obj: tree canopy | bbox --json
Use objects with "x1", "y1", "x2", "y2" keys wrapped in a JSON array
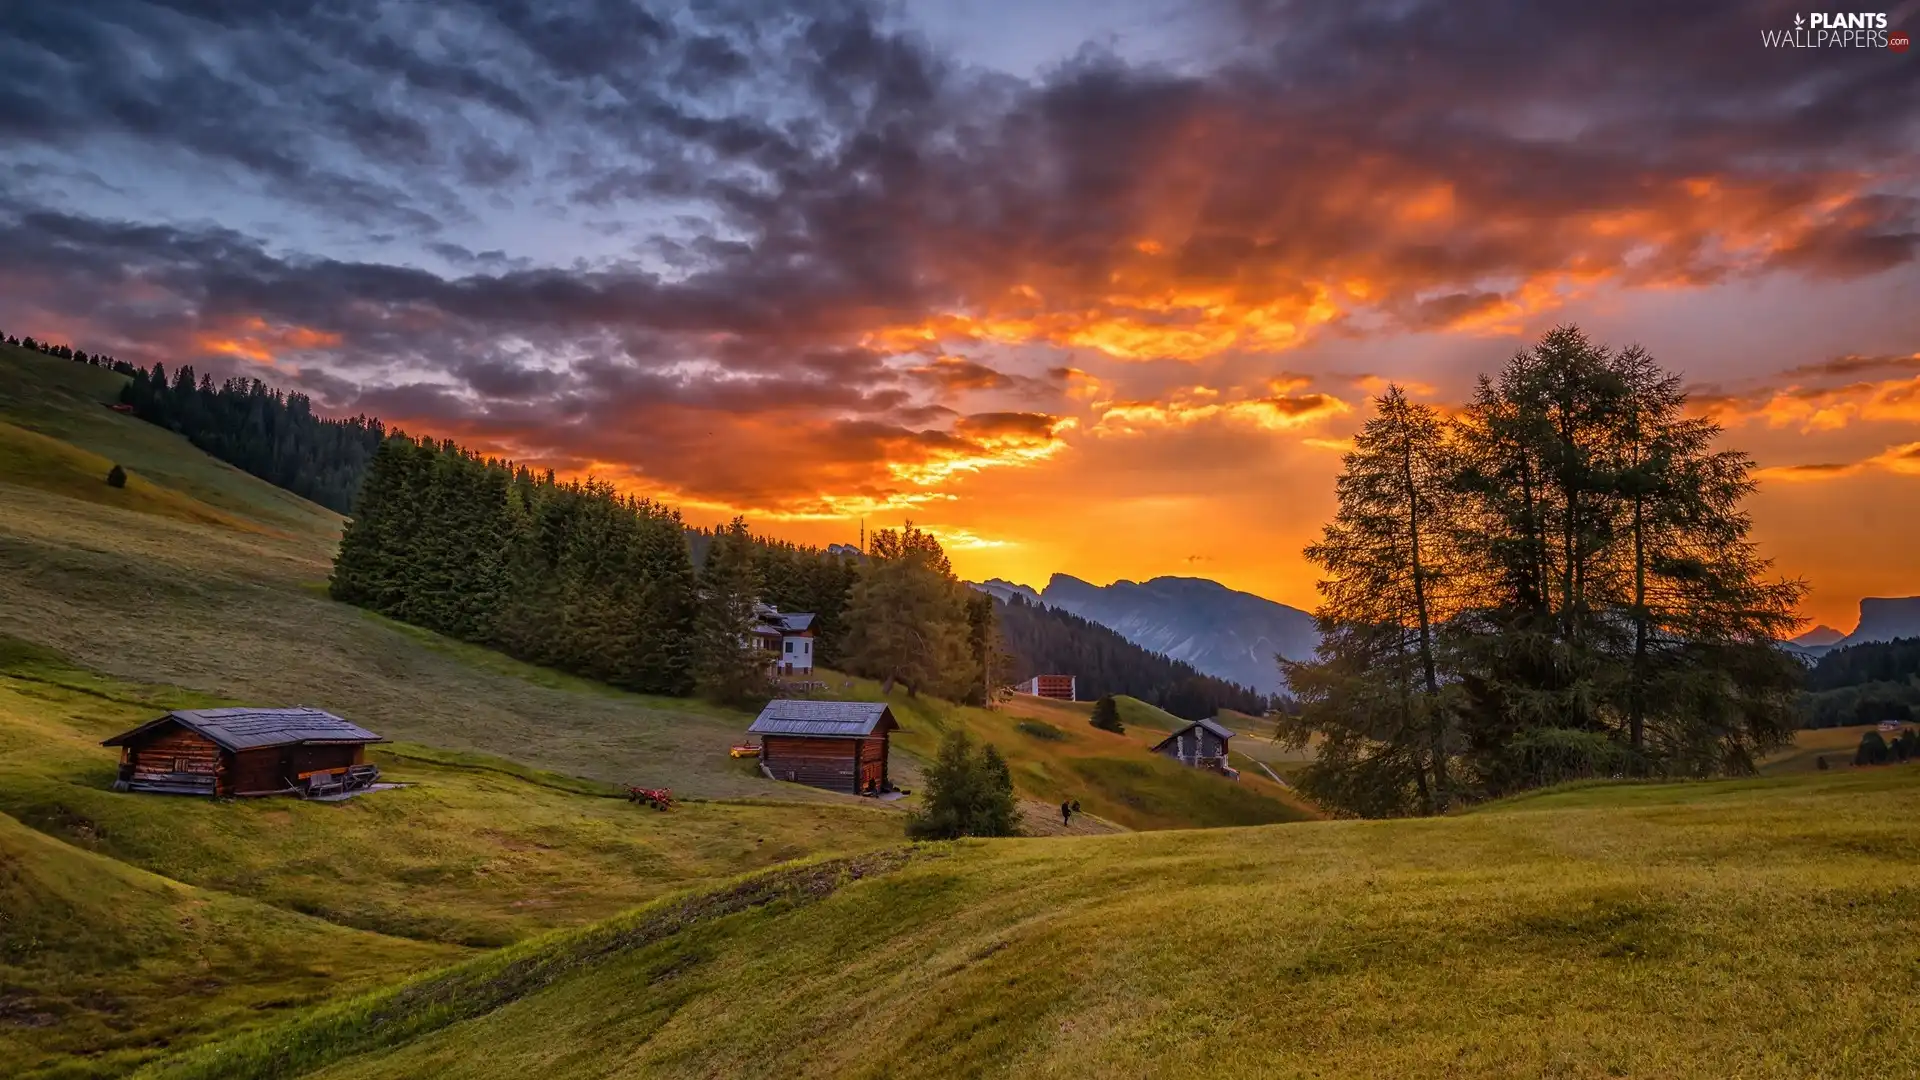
[{"x1": 1281, "y1": 327, "x2": 1804, "y2": 816}]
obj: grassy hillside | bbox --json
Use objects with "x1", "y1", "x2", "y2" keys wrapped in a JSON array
[
  {"x1": 777, "y1": 681, "x2": 1318, "y2": 831},
  {"x1": 0, "y1": 344, "x2": 341, "y2": 534},
  {"x1": 143, "y1": 767, "x2": 1920, "y2": 1080},
  {"x1": 0, "y1": 636, "x2": 903, "y2": 1076},
  {"x1": 0, "y1": 806, "x2": 457, "y2": 1079},
  {"x1": 0, "y1": 345, "x2": 808, "y2": 797}
]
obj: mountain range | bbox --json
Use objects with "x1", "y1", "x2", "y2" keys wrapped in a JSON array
[
  {"x1": 1782, "y1": 596, "x2": 1920, "y2": 658},
  {"x1": 978, "y1": 573, "x2": 1920, "y2": 685},
  {"x1": 974, "y1": 574, "x2": 1319, "y2": 695}
]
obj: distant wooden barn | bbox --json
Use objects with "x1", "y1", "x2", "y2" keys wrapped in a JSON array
[
  {"x1": 749, "y1": 700, "x2": 899, "y2": 795},
  {"x1": 103, "y1": 707, "x2": 382, "y2": 797},
  {"x1": 1011, "y1": 674, "x2": 1077, "y2": 701},
  {"x1": 1153, "y1": 716, "x2": 1237, "y2": 776}
]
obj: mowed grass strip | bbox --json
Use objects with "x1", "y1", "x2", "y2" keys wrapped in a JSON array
[{"x1": 139, "y1": 766, "x2": 1920, "y2": 1080}]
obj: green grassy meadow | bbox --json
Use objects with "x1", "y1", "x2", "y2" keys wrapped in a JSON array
[{"x1": 143, "y1": 766, "x2": 1920, "y2": 1080}]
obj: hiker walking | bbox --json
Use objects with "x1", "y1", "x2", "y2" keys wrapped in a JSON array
[{"x1": 1060, "y1": 799, "x2": 1073, "y2": 827}]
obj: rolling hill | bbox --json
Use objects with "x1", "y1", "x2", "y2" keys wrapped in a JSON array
[{"x1": 141, "y1": 767, "x2": 1920, "y2": 1080}]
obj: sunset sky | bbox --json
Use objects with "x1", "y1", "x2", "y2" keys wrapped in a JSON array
[{"x1": 2, "y1": 0, "x2": 1916, "y2": 630}]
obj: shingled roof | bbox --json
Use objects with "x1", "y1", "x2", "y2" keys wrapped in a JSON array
[
  {"x1": 103, "y1": 707, "x2": 382, "y2": 752},
  {"x1": 1151, "y1": 715, "x2": 1236, "y2": 752},
  {"x1": 747, "y1": 699, "x2": 898, "y2": 737}
]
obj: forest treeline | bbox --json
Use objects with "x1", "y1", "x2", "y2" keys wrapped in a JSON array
[
  {"x1": 995, "y1": 595, "x2": 1272, "y2": 717},
  {"x1": 1800, "y1": 637, "x2": 1920, "y2": 728},
  {"x1": 1283, "y1": 327, "x2": 1805, "y2": 817},
  {"x1": 319, "y1": 433, "x2": 1258, "y2": 713},
  {"x1": 5, "y1": 330, "x2": 384, "y2": 514},
  {"x1": 118, "y1": 363, "x2": 386, "y2": 514}
]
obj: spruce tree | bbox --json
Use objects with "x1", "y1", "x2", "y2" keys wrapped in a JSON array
[
  {"x1": 842, "y1": 524, "x2": 973, "y2": 697},
  {"x1": 693, "y1": 518, "x2": 769, "y2": 705},
  {"x1": 906, "y1": 731, "x2": 1019, "y2": 838},
  {"x1": 1090, "y1": 694, "x2": 1125, "y2": 733},
  {"x1": 105, "y1": 464, "x2": 127, "y2": 488}
]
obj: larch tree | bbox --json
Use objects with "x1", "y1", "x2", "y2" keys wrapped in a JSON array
[
  {"x1": 1280, "y1": 385, "x2": 1458, "y2": 814},
  {"x1": 1604, "y1": 344, "x2": 1803, "y2": 771},
  {"x1": 1286, "y1": 328, "x2": 1806, "y2": 815}
]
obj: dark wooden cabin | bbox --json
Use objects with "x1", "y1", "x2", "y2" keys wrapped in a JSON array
[
  {"x1": 102, "y1": 706, "x2": 382, "y2": 797},
  {"x1": 749, "y1": 700, "x2": 900, "y2": 795},
  {"x1": 1152, "y1": 716, "x2": 1237, "y2": 775}
]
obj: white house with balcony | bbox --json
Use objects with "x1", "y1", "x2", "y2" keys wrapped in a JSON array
[{"x1": 750, "y1": 603, "x2": 816, "y2": 676}]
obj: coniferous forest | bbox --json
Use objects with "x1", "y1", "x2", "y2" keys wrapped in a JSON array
[
  {"x1": 6, "y1": 332, "x2": 385, "y2": 514},
  {"x1": 994, "y1": 594, "x2": 1273, "y2": 718},
  {"x1": 1800, "y1": 637, "x2": 1920, "y2": 728},
  {"x1": 329, "y1": 436, "x2": 702, "y2": 694},
  {"x1": 118, "y1": 363, "x2": 386, "y2": 514}
]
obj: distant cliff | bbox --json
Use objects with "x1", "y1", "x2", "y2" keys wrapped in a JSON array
[{"x1": 1839, "y1": 597, "x2": 1920, "y2": 647}]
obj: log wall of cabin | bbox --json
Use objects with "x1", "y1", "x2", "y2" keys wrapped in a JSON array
[
  {"x1": 762, "y1": 735, "x2": 859, "y2": 793},
  {"x1": 285, "y1": 743, "x2": 365, "y2": 778},
  {"x1": 124, "y1": 727, "x2": 223, "y2": 789},
  {"x1": 227, "y1": 747, "x2": 290, "y2": 796},
  {"x1": 855, "y1": 733, "x2": 889, "y2": 790}
]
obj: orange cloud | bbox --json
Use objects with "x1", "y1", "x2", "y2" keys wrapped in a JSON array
[
  {"x1": 1701, "y1": 372, "x2": 1920, "y2": 432},
  {"x1": 1755, "y1": 441, "x2": 1920, "y2": 483},
  {"x1": 1091, "y1": 384, "x2": 1351, "y2": 435},
  {"x1": 195, "y1": 316, "x2": 341, "y2": 364}
]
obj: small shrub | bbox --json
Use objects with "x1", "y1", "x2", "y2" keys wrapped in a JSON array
[
  {"x1": 1855, "y1": 730, "x2": 1890, "y2": 767},
  {"x1": 1816, "y1": 755, "x2": 1829, "y2": 771},
  {"x1": 1090, "y1": 694, "x2": 1125, "y2": 734},
  {"x1": 106, "y1": 464, "x2": 127, "y2": 488},
  {"x1": 906, "y1": 730, "x2": 1018, "y2": 839},
  {"x1": 1015, "y1": 719, "x2": 1067, "y2": 741}
]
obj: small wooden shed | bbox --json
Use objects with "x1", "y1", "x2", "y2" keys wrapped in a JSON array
[
  {"x1": 1152, "y1": 716, "x2": 1236, "y2": 775},
  {"x1": 749, "y1": 700, "x2": 900, "y2": 795},
  {"x1": 103, "y1": 706, "x2": 382, "y2": 797}
]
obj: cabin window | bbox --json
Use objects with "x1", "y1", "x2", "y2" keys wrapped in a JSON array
[
  {"x1": 173, "y1": 756, "x2": 189, "y2": 773},
  {"x1": 784, "y1": 640, "x2": 793, "y2": 654}
]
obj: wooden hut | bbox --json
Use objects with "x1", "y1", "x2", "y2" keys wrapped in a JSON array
[
  {"x1": 748, "y1": 700, "x2": 899, "y2": 795},
  {"x1": 102, "y1": 707, "x2": 382, "y2": 797},
  {"x1": 1152, "y1": 716, "x2": 1237, "y2": 775}
]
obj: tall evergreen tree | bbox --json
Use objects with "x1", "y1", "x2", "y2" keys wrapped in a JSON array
[
  {"x1": 842, "y1": 523, "x2": 973, "y2": 697},
  {"x1": 694, "y1": 518, "x2": 770, "y2": 705},
  {"x1": 1281, "y1": 385, "x2": 1457, "y2": 813},
  {"x1": 963, "y1": 591, "x2": 1016, "y2": 707}
]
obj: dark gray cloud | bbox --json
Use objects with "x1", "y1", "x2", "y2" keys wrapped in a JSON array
[{"x1": 1, "y1": 0, "x2": 1916, "y2": 508}]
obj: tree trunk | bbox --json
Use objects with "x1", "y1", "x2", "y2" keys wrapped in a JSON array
[
  {"x1": 1402, "y1": 432, "x2": 1448, "y2": 812},
  {"x1": 1630, "y1": 491, "x2": 1647, "y2": 753}
]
